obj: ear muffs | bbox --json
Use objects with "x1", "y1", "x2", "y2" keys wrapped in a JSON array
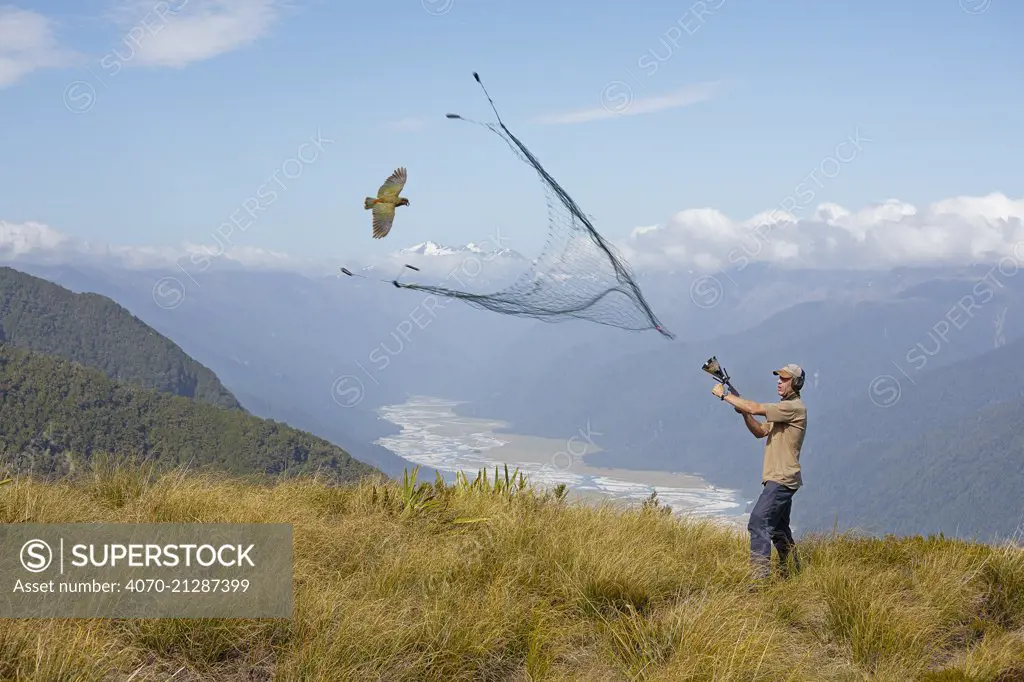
[{"x1": 792, "y1": 369, "x2": 805, "y2": 391}]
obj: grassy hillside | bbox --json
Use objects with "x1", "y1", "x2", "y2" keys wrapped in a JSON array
[
  {"x1": 0, "y1": 266, "x2": 242, "y2": 410},
  {"x1": 2, "y1": 462, "x2": 1022, "y2": 681},
  {"x1": 0, "y1": 343, "x2": 378, "y2": 483}
]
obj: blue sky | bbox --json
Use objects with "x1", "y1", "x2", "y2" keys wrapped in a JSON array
[{"x1": 1, "y1": 0, "x2": 1021, "y2": 266}]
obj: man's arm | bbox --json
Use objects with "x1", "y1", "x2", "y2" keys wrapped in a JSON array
[
  {"x1": 741, "y1": 412, "x2": 770, "y2": 439},
  {"x1": 735, "y1": 396, "x2": 802, "y2": 440},
  {"x1": 716, "y1": 387, "x2": 770, "y2": 438},
  {"x1": 722, "y1": 393, "x2": 767, "y2": 416}
]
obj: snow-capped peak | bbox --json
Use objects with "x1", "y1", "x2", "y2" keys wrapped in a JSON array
[
  {"x1": 400, "y1": 241, "x2": 461, "y2": 256},
  {"x1": 397, "y1": 240, "x2": 525, "y2": 260}
]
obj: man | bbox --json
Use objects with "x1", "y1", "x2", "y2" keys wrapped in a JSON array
[{"x1": 711, "y1": 363, "x2": 807, "y2": 581}]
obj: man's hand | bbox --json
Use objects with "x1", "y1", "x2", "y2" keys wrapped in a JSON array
[{"x1": 712, "y1": 383, "x2": 743, "y2": 411}]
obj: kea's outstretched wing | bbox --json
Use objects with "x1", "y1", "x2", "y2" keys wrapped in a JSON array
[
  {"x1": 376, "y1": 167, "x2": 407, "y2": 201},
  {"x1": 372, "y1": 202, "x2": 396, "y2": 239}
]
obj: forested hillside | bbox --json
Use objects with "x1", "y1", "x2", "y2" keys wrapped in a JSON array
[
  {"x1": 0, "y1": 342, "x2": 378, "y2": 482},
  {"x1": 794, "y1": 334, "x2": 1024, "y2": 541},
  {"x1": 0, "y1": 267, "x2": 242, "y2": 410},
  {"x1": 797, "y1": 395, "x2": 1024, "y2": 541}
]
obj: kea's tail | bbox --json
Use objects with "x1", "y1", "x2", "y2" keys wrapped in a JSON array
[{"x1": 364, "y1": 197, "x2": 377, "y2": 209}]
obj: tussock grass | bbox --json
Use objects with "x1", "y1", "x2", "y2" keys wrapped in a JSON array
[{"x1": 2, "y1": 460, "x2": 1023, "y2": 681}]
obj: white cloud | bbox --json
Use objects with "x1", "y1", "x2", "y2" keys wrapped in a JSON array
[
  {"x1": 614, "y1": 192, "x2": 1024, "y2": 272},
  {"x1": 7, "y1": 192, "x2": 1024, "y2": 279},
  {"x1": 0, "y1": 6, "x2": 75, "y2": 88},
  {"x1": 534, "y1": 81, "x2": 722, "y2": 125},
  {"x1": 103, "y1": 0, "x2": 286, "y2": 68},
  {"x1": 0, "y1": 219, "x2": 331, "y2": 274},
  {"x1": 0, "y1": 220, "x2": 76, "y2": 256},
  {"x1": 0, "y1": 219, "x2": 532, "y2": 290}
]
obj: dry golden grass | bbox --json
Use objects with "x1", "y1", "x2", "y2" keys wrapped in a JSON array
[{"x1": 1, "y1": 461, "x2": 1022, "y2": 681}]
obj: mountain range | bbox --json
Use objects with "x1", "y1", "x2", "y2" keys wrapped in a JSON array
[
  {"x1": 0, "y1": 267, "x2": 378, "y2": 484},
  {"x1": 396, "y1": 240, "x2": 527, "y2": 260},
  {"x1": 3, "y1": 239, "x2": 1023, "y2": 542}
]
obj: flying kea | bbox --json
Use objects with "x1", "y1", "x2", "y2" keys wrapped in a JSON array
[{"x1": 364, "y1": 166, "x2": 409, "y2": 239}]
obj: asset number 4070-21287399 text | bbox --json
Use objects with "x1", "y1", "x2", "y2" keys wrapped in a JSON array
[{"x1": 124, "y1": 578, "x2": 250, "y2": 593}]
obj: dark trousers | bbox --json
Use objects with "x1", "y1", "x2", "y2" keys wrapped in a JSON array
[{"x1": 747, "y1": 481, "x2": 800, "y2": 578}]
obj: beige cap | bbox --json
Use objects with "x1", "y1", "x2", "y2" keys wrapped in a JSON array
[{"x1": 773, "y1": 364, "x2": 803, "y2": 380}]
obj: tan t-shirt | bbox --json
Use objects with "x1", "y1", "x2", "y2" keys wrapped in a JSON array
[{"x1": 762, "y1": 396, "x2": 807, "y2": 489}]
